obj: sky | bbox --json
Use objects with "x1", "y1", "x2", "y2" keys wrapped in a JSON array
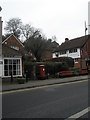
[{"x1": 0, "y1": 0, "x2": 89, "y2": 44}]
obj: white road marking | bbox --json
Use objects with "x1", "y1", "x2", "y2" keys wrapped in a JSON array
[
  {"x1": 0, "y1": 79, "x2": 88, "y2": 95},
  {"x1": 66, "y1": 107, "x2": 90, "y2": 120}
]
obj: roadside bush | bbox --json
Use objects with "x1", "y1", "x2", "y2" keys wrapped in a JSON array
[
  {"x1": 24, "y1": 61, "x2": 36, "y2": 79},
  {"x1": 24, "y1": 60, "x2": 73, "y2": 79},
  {"x1": 52, "y1": 57, "x2": 74, "y2": 68}
]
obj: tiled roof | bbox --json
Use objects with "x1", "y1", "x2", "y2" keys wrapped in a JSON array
[
  {"x1": 55, "y1": 35, "x2": 89, "y2": 52},
  {"x1": 2, "y1": 45, "x2": 22, "y2": 57},
  {"x1": 46, "y1": 41, "x2": 59, "y2": 51}
]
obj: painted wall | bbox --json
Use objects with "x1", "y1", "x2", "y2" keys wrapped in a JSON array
[{"x1": 52, "y1": 48, "x2": 80, "y2": 59}]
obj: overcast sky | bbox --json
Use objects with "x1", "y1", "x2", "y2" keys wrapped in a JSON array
[{"x1": 0, "y1": 0, "x2": 89, "y2": 44}]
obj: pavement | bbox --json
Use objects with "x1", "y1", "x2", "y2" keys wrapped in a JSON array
[{"x1": 1, "y1": 75, "x2": 89, "y2": 92}]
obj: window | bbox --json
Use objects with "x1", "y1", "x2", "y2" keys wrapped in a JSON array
[
  {"x1": 55, "y1": 52, "x2": 59, "y2": 57},
  {"x1": 74, "y1": 58, "x2": 78, "y2": 63},
  {"x1": 10, "y1": 46, "x2": 19, "y2": 51},
  {"x1": 60, "y1": 51, "x2": 66, "y2": 55},
  {"x1": 69, "y1": 48, "x2": 77, "y2": 53},
  {"x1": 4, "y1": 59, "x2": 21, "y2": 76}
]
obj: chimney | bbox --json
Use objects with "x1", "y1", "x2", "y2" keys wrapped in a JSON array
[{"x1": 65, "y1": 38, "x2": 69, "y2": 42}]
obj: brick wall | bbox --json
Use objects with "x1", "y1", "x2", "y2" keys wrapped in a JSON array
[
  {"x1": 3, "y1": 35, "x2": 24, "y2": 54},
  {"x1": 74, "y1": 58, "x2": 81, "y2": 68},
  {"x1": 74, "y1": 37, "x2": 90, "y2": 69},
  {"x1": 3, "y1": 35, "x2": 25, "y2": 76},
  {"x1": 87, "y1": 36, "x2": 90, "y2": 58}
]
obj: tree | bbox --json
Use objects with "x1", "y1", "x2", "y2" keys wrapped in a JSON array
[
  {"x1": 24, "y1": 31, "x2": 48, "y2": 61},
  {"x1": 21, "y1": 24, "x2": 34, "y2": 40},
  {"x1": 4, "y1": 18, "x2": 22, "y2": 39}
]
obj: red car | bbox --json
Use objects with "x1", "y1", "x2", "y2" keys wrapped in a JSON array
[{"x1": 59, "y1": 70, "x2": 72, "y2": 77}]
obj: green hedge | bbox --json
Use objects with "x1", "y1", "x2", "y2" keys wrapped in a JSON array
[
  {"x1": 24, "y1": 61, "x2": 71, "y2": 79},
  {"x1": 52, "y1": 57, "x2": 74, "y2": 68}
]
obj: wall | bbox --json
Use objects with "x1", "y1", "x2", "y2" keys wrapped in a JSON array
[
  {"x1": 52, "y1": 48, "x2": 88, "y2": 69},
  {"x1": 3, "y1": 35, "x2": 24, "y2": 54},
  {"x1": 87, "y1": 36, "x2": 90, "y2": 58},
  {"x1": 3, "y1": 35, "x2": 24, "y2": 76},
  {"x1": 52, "y1": 48, "x2": 80, "y2": 59}
]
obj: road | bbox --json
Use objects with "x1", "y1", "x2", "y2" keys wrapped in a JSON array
[{"x1": 2, "y1": 79, "x2": 88, "y2": 119}]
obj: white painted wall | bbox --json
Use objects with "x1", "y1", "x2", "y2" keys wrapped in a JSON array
[
  {"x1": 88, "y1": 1, "x2": 90, "y2": 34},
  {"x1": 52, "y1": 48, "x2": 80, "y2": 59},
  {"x1": 67, "y1": 48, "x2": 80, "y2": 58}
]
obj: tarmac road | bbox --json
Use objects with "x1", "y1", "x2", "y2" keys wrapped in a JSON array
[{"x1": 2, "y1": 79, "x2": 88, "y2": 119}]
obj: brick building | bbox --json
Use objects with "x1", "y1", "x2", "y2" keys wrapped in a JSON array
[
  {"x1": 2, "y1": 44, "x2": 22, "y2": 77},
  {"x1": 2, "y1": 34, "x2": 24, "y2": 77},
  {"x1": 41, "y1": 41, "x2": 59, "y2": 61},
  {"x1": 52, "y1": 35, "x2": 90, "y2": 69},
  {"x1": 2, "y1": 34, "x2": 24, "y2": 54}
]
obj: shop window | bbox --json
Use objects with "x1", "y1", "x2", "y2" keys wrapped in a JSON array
[{"x1": 4, "y1": 59, "x2": 21, "y2": 76}]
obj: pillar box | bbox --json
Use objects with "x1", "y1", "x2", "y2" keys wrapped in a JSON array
[{"x1": 40, "y1": 65, "x2": 45, "y2": 79}]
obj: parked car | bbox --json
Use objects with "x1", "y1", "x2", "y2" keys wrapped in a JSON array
[
  {"x1": 59, "y1": 70, "x2": 72, "y2": 77},
  {"x1": 79, "y1": 69, "x2": 88, "y2": 75}
]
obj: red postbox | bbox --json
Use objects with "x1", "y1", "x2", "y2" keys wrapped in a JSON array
[{"x1": 40, "y1": 65, "x2": 45, "y2": 79}]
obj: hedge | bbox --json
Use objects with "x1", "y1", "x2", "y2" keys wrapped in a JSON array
[{"x1": 24, "y1": 60, "x2": 72, "y2": 79}]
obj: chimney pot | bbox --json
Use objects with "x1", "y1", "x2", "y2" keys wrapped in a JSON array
[{"x1": 65, "y1": 38, "x2": 69, "y2": 42}]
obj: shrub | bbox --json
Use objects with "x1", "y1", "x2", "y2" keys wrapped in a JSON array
[
  {"x1": 52, "y1": 57, "x2": 74, "y2": 68},
  {"x1": 24, "y1": 59, "x2": 73, "y2": 79}
]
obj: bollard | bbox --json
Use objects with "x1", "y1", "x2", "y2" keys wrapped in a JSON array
[
  {"x1": 10, "y1": 72, "x2": 13, "y2": 83},
  {"x1": 26, "y1": 71, "x2": 28, "y2": 82}
]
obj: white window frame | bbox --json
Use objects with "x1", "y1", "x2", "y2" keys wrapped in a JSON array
[{"x1": 3, "y1": 57, "x2": 22, "y2": 77}]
